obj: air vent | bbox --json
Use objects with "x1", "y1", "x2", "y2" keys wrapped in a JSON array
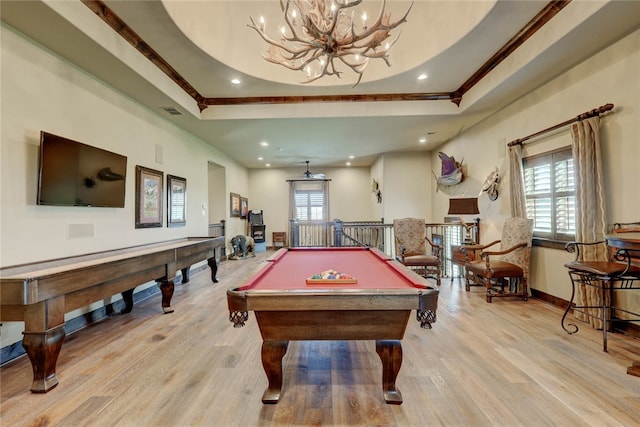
[{"x1": 161, "y1": 107, "x2": 183, "y2": 116}]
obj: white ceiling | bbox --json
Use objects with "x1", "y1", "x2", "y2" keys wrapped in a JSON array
[{"x1": 2, "y1": 0, "x2": 639, "y2": 170}]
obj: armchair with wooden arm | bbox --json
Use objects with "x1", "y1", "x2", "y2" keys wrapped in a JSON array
[
  {"x1": 464, "y1": 217, "x2": 533, "y2": 302},
  {"x1": 393, "y1": 218, "x2": 442, "y2": 287}
]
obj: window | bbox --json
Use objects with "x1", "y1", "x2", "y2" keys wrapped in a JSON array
[
  {"x1": 294, "y1": 189, "x2": 325, "y2": 220},
  {"x1": 289, "y1": 180, "x2": 330, "y2": 222},
  {"x1": 524, "y1": 147, "x2": 575, "y2": 241}
]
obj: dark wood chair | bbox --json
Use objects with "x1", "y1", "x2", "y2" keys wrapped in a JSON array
[
  {"x1": 393, "y1": 218, "x2": 442, "y2": 287},
  {"x1": 464, "y1": 217, "x2": 533, "y2": 302},
  {"x1": 611, "y1": 222, "x2": 640, "y2": 264},
  {"x1": 562, "y1": 221, "x2": 640, "y2": 352}
]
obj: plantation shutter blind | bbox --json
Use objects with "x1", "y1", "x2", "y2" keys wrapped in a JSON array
[{"x1": 524, "y1": 149, "x2": 575, "y2": 239}]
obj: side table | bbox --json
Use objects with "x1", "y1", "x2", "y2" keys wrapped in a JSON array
[
  {"x1": 272, "y1": 232, "x2": 287, "y2": 248},
  {"x1": 451, "y1": 245, "x2": 480, "y2": 287}
]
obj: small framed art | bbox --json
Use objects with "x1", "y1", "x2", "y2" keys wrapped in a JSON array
[
  {"x1": 240, "y1": 197, "x2": 248, "y2": 219},
  {"x1": 230, "y1": 192, "x2": 241, "y2": 217},
  {"x1": 135, "y1": 165, "x2": 163, "y2": 228},
  {"x1": 167, "y1": 174, "x2": 186, "y2": 227}
]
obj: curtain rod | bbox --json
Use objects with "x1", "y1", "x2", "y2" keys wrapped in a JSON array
[{"x1": 507, "y1": 103, "x2": 614, "y2": 147}]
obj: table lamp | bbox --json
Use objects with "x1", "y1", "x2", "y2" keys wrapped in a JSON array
[{"x1": 448, "y1": 197, "x2": 480, "y2": 243}]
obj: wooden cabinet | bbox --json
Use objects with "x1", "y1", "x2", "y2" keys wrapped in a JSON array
[
  {"x1": 451, "y1": 245, "x2": 483, "y2": 288},
  {"x1": 272, "y1": 232, "x2": 287, "y2": 248}
]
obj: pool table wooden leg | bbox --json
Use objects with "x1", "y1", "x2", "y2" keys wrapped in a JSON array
[
  {"x1": 261, "y1": 340, "x2": 289, "y2": 404},
  {"x1": 375, "y1": 340, "x2": 403, "y2": 404}
]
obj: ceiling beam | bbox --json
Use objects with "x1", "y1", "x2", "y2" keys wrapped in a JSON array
[
  {"x1": 454, "y1": 0, "x2": 571, "y2": 101},
  {"x1": 82, "y1": 0, "x2": 570, "y2": 109}
]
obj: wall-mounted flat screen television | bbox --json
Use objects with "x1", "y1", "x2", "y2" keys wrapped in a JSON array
[{"x1": 37, "y1": 131, "x2": 127, "y2": 207}]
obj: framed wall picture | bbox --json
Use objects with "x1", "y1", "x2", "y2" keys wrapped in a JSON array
[
  {"x1": 230, "y1": 192, "x2": 241, "y2": 217},
  {"x1": 240, "y1": 197, "x2": 248, "y2": 219},
  {"x1": 135, "y1": 165, "x2": 163, "y2": 228},
  {"x1": 167, "y1": 174, "x2": 186, "y2": 227}
]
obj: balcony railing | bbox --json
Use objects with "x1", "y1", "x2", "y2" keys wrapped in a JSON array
[
  {"x1": 289, "y1": 218, "x2": 479, "y2": 277},
  {"x1": 208, "y1": 220, "x2": 226, "y2": 238},
  {"x1": 208, "y1": 220, "x2": 226, "y2": 258}
]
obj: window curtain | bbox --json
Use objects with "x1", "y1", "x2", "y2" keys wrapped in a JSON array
[
  {"x1": 508, "y1": 144, "x2": 527, "y2": 218},
  {"x1": 571, "y1": 116, "x2": 609, "y2": 329}
]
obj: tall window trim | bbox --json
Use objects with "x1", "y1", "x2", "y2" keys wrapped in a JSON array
[
  {"x1": 524, "y1": 147, "x2": 575, "y2": 243},
  {"x1": 288, "y1": 179, "x2": 330, "y2": 223}
]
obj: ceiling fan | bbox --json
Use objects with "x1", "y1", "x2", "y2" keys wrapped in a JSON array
[{"x1": 301, "y1": 160, "x2": 326, "y2": 179}]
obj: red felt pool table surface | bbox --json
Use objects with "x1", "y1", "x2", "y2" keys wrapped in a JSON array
[{"x1": 239, "y1": 247, "x2": 425, "y2": 291}]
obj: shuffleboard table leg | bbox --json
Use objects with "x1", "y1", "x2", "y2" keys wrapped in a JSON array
[
  {"x1": 158, "y1": 279, "x2": 175, "y2": 314},
  {"x1": 375, "y1": 340, "x2": 403, "y2": 404},
  {"x1": 180, "y1": 267, "x2": 191, "y2": 284},
  {"x1": 208, "y1": 257, "x2": 219, "y2": 283},
  {"x1": 120, "y1": 289, "x2": 134, "y2": 314},
  {"x1": 23, "y1": 325, "x2": 65, "y2": 393},
  {"x1": 261, "y1": 340, "x2": 289, "y2": 404}
]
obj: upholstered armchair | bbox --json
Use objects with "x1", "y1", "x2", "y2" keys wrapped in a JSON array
[
  {"x1": 464, "y1": 217, "x2": 533, "y2": 302},
  {"x1": 393, "y1": 218, "x2": 442, "y2": 287}
]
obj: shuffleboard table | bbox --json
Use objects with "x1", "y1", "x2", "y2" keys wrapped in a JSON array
[
  {"x1": 227, "y1": 247, "x2": 439, "y2": 404},
  {"x1": 0, "y1": 236, "x2": 224, "y2": 393}
]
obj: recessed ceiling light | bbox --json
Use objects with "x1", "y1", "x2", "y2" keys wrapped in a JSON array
[
  {"x1": 260, "y1": 141, "x2": 269, "y2": 147},
  {"x1": 418, "y1": 73, "x2": 428, "y2": 80},
  {"x1": 258, "y1": 157, "x2": 263, "y2": 161},
  {"x1": 419, "y1": 137, "x2": 427, "y2": 144},
  {"x1": 348, "y1": 155, "x2": 355, "y2": 159},
  {"x1": 346, "y1": 162, "x2": 352, "y2": 166},
  {"x1": 231, "y1": 78, "x2": 241, "y2": 85},
  {"x1": 265, "y1": 163, "x2": 271, "y2": 167}
]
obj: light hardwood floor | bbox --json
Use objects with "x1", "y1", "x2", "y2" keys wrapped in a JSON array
[{"x1": 1, "y1": 250, "x2": 639, "y2": 426}]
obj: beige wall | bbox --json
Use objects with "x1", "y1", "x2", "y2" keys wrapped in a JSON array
[
  {"x1": 246, "y1": 168, "x2": 290, "y2": 240},
  {"x1": 207, "y1": 162, "x2": 226, "y2": 225},
  {"x1": 0, "y1": 24, "x2": 248, "y2": 348},
  {"x1": 247, "y1": 153, "x2": 435, "y2": 247},
  {"x1": 432, "y1": 28, "x2": 640, "y2": 302},
  {"x1": 247, "y1": 166, "x2": 381, "y2": 246},
  {"x1": 381, "y1": 152, "x2": 434, "y2": 222},
  {"x1": 370, "y1": 156, "x2": 385, "y2": 221}
]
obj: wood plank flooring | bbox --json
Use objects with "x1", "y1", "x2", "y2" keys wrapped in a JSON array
[{"x1": 1, "y1": 251, "x2": 639, "y2": 426}]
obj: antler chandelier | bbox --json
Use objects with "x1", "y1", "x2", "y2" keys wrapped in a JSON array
[{"x1": 248, "y1": 0, "x2": 413, "y2": 87}]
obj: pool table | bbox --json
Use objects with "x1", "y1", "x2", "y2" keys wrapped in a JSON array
[{"x1": 226, "y1": 247, "x2": 439, "y2": 404}]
